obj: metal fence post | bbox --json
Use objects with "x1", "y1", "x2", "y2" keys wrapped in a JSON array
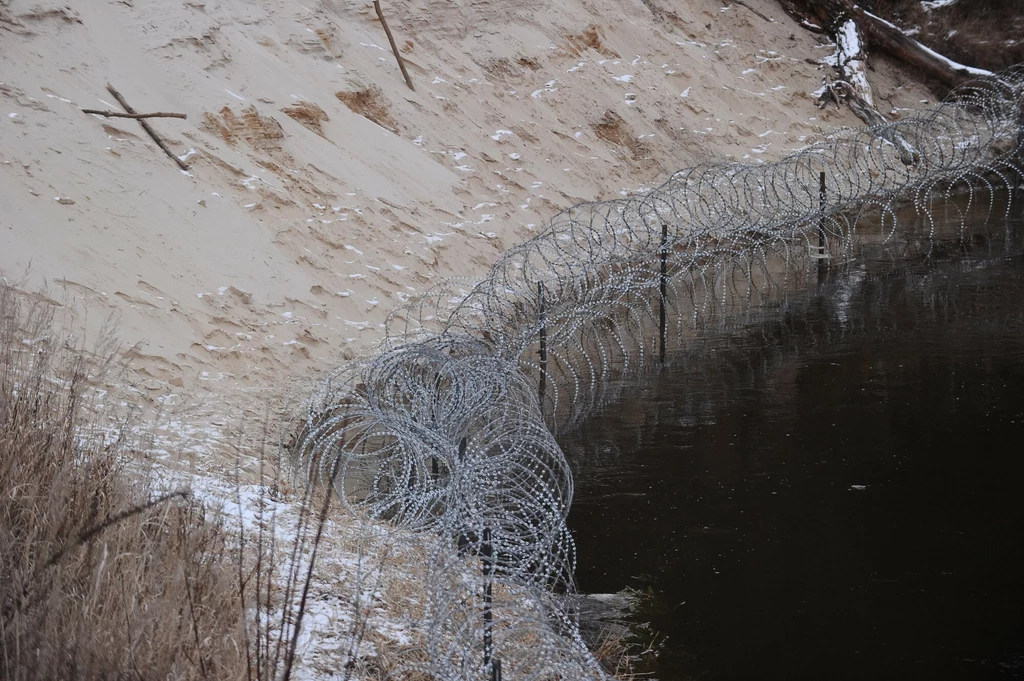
[
  {"x1": 538, "y1": 282, "x2": 547, "y2": 406},
  {"x1": 659, "y1": 223, "x2": 668, "y2": 364},
  {"x1": 482, "y1": 526, "x2": 495, "y2": 673},
  {"x1": 1016, "y1": 97, "x2": 1024, "y2": 215},
  {"x1": 818, "y1": 170, "x2": 828, "y2": 281}
]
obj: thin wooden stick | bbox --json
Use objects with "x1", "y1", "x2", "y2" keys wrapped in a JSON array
[
  {"x1": 731, "y1": 0, "x2": 773, "y2": 22},
  {"x1": 82, "y1": 109, "x2": 187, "y2": 119},
  {"x1": 104, "y1": 83, "x2": 191, "y2": 171},
  {"x1": 373, "y1": 0, "x2": 415, "y2": 92},
  {"x1": 41, "y1": 490, "x2": 189, "y2": 572}
]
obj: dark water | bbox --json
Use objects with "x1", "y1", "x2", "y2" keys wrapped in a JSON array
[{"x1": 564, "y1": 219, "x2": 1024, "y2": 680}]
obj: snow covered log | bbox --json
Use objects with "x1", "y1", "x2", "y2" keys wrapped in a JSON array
[
  {"x1": 782, "y1": 0, "x2": 992, "y2": 91},
  {"x1": 856, "y1": 8, "x2": 992, "y2": 90},
  {"x1": 830, "y1": 17, "x2": 875, "y2": 108},
  {"x1": 808, "y1": 10, "x2": 919, "y2": 164}
]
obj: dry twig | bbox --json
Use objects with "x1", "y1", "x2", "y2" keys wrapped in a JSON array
[{"x1": 82, "y1": 109, "x2": 187, "y2": 120}]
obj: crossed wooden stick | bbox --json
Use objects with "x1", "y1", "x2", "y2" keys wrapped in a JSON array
[{"x1": 82, "y1": 83, "x2": 189, "y2": 171}]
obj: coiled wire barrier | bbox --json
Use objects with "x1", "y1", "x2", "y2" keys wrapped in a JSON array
[{"x1": 298, "y1": 67, "x2": 1024, "y2": 680}]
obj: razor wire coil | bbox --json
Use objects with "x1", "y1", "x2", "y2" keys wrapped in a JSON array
[{"x1": 298, "y1": 67, "x2": 1024, "y2": 680}]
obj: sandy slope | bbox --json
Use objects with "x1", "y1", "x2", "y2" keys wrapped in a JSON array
[{"x1": 0, "y1": 0, "x2": 932, "y2": 416}]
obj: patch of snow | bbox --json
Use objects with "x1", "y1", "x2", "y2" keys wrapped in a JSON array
[{"x1": 530, "y1": 80, "x2": 558, "y2": 98}]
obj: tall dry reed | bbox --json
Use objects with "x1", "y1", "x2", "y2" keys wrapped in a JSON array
[{"x1": 0, "y1": 284, "x2": 246, "y2": 681}]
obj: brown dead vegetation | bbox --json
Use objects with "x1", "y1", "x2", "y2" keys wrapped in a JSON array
[
  {"x1": 637, "y1": 0, "x2": 689, "y2": 32},
  {"x1": 565, "y1": 24, "x2": 619, "y2": 58},
  {"x1": 282, "y1": 100, "x2": 330, "y2": 136},
  {"x1": 592, "y1": 111, "x2": 655, "y2": 169},
  {"x1": 0, "y1": 285, "x2": 246, "y2": 681},
  {"x1": 202, "y1": 105, "x2": 285, "y2": 151},
  {"x1": 480, "y1": 55, "x2": 543, "y2": 82},
  {"x1": 335, "y1": 86, "x2": 398, "y2": 132},
  {"x1": 517, "y1": 56, "x2": 542, "y2": 71},
  {"x1": 480, "y1": 57, "x2": 520, "y2": 81}
]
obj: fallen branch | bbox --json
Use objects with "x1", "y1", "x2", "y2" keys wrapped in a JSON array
[
  {"x1": 41, "y1": 490, "x2": 190, "y2": 573},
  {"x1": 104, "y1": 82, "x2": 190, "y2": 172},
  {"x1": 373, "y1": 0, "x2": 415, "y2": 92},
  {"x1": 731, "y1": 0, "x2": 774, "y2": 22},
  {"x1": 82, "y1": 109, "x2": 187, "y2": 120}
]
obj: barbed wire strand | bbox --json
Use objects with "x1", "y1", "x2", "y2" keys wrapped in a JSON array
[{"x1": 297, "y1": 67, "x2": 1024, "y2": 680}]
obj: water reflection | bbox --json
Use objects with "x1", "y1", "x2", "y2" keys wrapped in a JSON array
[{"x1": 563, "y1": 214, "x2": 1024, "y2": 680}]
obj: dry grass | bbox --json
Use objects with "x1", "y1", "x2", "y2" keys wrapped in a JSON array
[
  {"x1": 0, "y1": 284, "x2": 247, "y2": 681},
  {"x1": 0, "y1": 282, "x2": 456, "y2": 681},
  {"x1": 0, "y1": 282, "x2": 445, "y2": 681}
]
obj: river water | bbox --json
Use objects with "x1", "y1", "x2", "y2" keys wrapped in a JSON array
[{"x1": 563, "y1": 210, "x2": 1024, "y2": 680}]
